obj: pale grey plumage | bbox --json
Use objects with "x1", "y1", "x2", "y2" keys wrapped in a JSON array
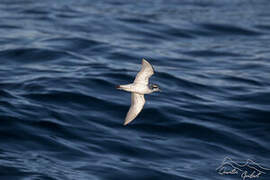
[
  {"x1": 117, "y1": 58, "x2": 160, "y2": 125},
  {"x1": 134, "y1": 59, "x2": 154, "y2": 85},
  {"x1": 124, "y1": 93, "x2": 145, "y2": 125}
]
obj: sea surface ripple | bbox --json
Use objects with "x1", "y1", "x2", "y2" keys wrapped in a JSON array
[{"x1": 0, "y1": 0, "x2": 270, "y2": 180}]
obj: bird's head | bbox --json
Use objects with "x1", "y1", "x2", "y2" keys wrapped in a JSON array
[{"x1": 150, "y1": 84, "x2": 161, "y2": 92}]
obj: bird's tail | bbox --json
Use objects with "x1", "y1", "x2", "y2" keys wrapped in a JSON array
[
  {"x1": 116, "y1": 84, "x2": 132, "y2": 92},
  {"x1": 116, "y1": 85, "x2": 122, "y2": 89}
]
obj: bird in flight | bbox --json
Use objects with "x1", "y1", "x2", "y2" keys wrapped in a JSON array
[{"x1": 116, "y1": 59, "x2": 160, "y2": 125}]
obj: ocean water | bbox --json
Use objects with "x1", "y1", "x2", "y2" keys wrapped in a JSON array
[{"x1": 0, "y1": 0, "x2": 270, "y2": 179}]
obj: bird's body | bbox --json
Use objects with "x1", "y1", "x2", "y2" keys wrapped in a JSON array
[
  {"x1": 117, "y1": 59, "x2": 160, "y2": 125},
  {"x1": 117, "y1": 83, "x2": 153, "y2": 94}
]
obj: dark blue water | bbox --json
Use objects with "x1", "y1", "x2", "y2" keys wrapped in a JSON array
[{"x1": 0, "y1": 0, "x2": 270, "y2": 179}]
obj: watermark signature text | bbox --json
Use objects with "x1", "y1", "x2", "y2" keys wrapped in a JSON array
[{"x1": 216, "y1": 157, "x2": 270, "y2": 180}]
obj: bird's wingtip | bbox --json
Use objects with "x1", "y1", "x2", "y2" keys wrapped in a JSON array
[
  {"x1": 123, "y1": 119, "x2": 132, "y2": 126},
  {"x1": 142, "y1": 58, "x2": 154, "y2": 73},
  {"x1": 142, "y1": 58, "x2": 151, "y2": 66},
  {"x1": 142, "y1": 58, "x2": 148, "y2": 63}
]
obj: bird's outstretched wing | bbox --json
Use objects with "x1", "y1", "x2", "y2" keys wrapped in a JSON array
[
  {"x1": 124, "y1": 93, "x2": 145, "y2": 125},
  {"x1": 134, "y1": 59, "x2": 154, "y2": 85}
]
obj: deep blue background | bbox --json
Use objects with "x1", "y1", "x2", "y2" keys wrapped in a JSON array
[{"x1": 0, "y1": 0, "x2": 270, "y2": 179}]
